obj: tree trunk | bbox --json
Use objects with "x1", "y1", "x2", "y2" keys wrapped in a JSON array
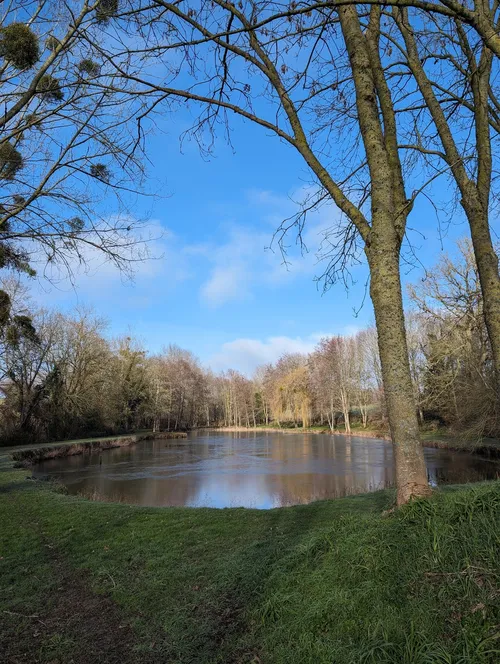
[
  {"x1": 418, "y1": 406, "x2": 424, "y2": 426},
  {"x1": 360, "y1": 403, "x2": 368, "y2": 428},
  {"x1": 341, "y1": 389, "x2": 351, "y2": 433},
  {"x1": 367, "y1": 241, "x2": 431, "y2": 505},
  {"x1": 467, "y1": 206, "x2": 500, "y2": 385},
  {"x1": 398, "y1": 9, "x2": 499, "y2": 388},
  {"x1": 344, "y1": 409, "x2": 351, "y2": 434}
]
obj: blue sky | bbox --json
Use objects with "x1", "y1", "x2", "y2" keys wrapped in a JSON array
[{"x1": 29, "y1": 112, "x2": 471, "y2": 375}]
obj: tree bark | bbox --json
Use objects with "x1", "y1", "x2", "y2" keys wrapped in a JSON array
[
  {"x1": 466, "y1": 204, "x2": 500, "y2": 385},
  {"x1": 367, "y1": 237, "x2": 431, "y2": 504},
  {"x1": 339, "y1": 5, "x2": 430, "y2": 503},
  {"x1": 341, "y1": 391, "x2": 351, "y2": 433}
]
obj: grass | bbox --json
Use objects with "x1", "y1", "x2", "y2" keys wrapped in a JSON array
[{"x1": 1, "y1": 460, "x2": 500, "y2": 663}]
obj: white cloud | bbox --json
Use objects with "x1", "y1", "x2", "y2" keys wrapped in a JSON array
[
  {"x1": 31, "y1": 186, "x2": 353, "y2": 313},
  {"x1": 180, "y1": 193, "x2": 343, "y2": 309},
  {"x1": 209, "y1": 330, "x2": 360, "y2": 375},
  {"x1": 24, "y1": 185, "x2": 366, "y2": 338},
  {"x1": 245, "y1": 188, "x2": 292, "y2": 209},
  {"x1": 197, "y1": 225, "x2": 275, "y2": 307},
  {"x1": 29, "y1": 220, "x2": 192, "y2": 308},
  {"x1": 200, "y1": 264, "x2": 248, "y2": 307},
  {"x1": 196, "y1": 186, "x2": 357, "y2": 308}
]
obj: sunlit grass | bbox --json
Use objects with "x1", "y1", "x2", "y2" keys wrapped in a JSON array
[{"x1": 1, "y1": 462, "x2": 499, "y2": 663}]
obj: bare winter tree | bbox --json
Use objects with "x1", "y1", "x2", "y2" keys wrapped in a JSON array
[
  {"x1": 263, "y1": 354, "x2": 311, "y2": 428},
  {"x1": 408, "y1": 239, "x2": 495, "y2": 437},
  {"x1": 98, "y1": 0, "x2": 432, "y2": 502},
  {"x1": 352, "y1": 330, "x2": 377, "y2": 428},
  {"x1": 387, "y1": 8, "x2": 500, "y2": 389},
  {"x1": 310, "y1": 337, "x2": 355, "y2": 433},
  {"x1": 1, "y1": 256, "x2": 496, "y2": 445},
  {"x1": 0, "y1": 0, "x2": 152, "y2": 287},
  {"x1": 405, "y1": 311, "x2": 429, "y2": 425}
]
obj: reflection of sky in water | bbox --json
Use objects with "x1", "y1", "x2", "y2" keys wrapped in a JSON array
[{"x1": 34, "y1": 432, "x2": 500, "y2": 509}]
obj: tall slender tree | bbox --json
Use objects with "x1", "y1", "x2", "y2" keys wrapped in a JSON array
[
  {"x1": 93, "y1": 0, "x2": 434, "y2": 501},
  {"x1": 391, "y1": 8, "x2": 500, "y2": 389}
]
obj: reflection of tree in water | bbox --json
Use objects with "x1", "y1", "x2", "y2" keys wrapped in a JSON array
[
  {"x1": 265, "y1": 434, "x2": 394, "y2": 506},
  {"x1": 35, "y1": 433, "x2": 500, "y2": 508},
  {"x1": 428, "y1": 461, "x2": 499, "y2": 487},
  {"x1": 45, "y1": 438, "x2": 204, "y2": 507}
]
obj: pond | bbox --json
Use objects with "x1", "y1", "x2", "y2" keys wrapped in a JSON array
[{"x1": 34, "y1": 431, "x2": 499, "y2": 509}]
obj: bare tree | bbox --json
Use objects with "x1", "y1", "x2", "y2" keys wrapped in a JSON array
[
  {"x1": 0, "y1": 0, "x2": 152, "y2": 287},
  {"x1": 386, "y1": 9, "x2": 500, "y2": 388},
  {"x1": 352, "y1": 330, "x2": 377, "y2": 428},
  {"x1": 99, "y1": 0, "x2": 431, "y2": 502},
  {"x1": 405, "y1": 312, "x2": 429, "y2": 425},
  {"x1": 253, "y1": 365, "x2": 271, "y2": 426},
  {"x1": 263, "y1": 354, "x2": 310, "y2": 428},
  {"x1": 310, "y1": 337, "x2": 355, "y2": 433},
  {"x1": 408, "y1": 239, "x2": 495, "y2": 437}
]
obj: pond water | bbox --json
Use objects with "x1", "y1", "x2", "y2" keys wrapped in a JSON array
[{"x1": 33, "y1": 431, "x2": 499, "y2": 509}]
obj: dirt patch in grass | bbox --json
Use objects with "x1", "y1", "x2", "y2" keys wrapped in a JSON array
[{"x1": 2, "y1": 562, "x2": 137, "y2": 664}]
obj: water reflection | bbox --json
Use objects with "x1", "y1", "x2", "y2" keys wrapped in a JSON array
[{"x1": 33, "y1": 431, "x2": 500, "y2": 508}]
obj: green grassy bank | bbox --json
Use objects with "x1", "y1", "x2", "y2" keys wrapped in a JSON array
[{"x1": 1, "y1": 460, "x2": 500, "y2": 663}]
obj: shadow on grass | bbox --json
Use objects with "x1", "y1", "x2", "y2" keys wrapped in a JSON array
[{"x1": 2, "y1": 473, "x2": 500, "y2": 664}]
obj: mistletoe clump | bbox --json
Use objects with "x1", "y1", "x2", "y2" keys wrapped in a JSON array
[
  {"x1": 37, "y1": 74, "x2": 64, "y2": 102},
  {"x1": 78, "y1": 58, "x2": 100, "y2": 77},
  {"x1": 96, "y1": 0, "x2": 120, "y2": 23},
  {"x1": 90, "y1": 163, "x2": 110, "y2": 182},
  {"x1": 0, "y1": 142, "x2": 24, "y2": 181},
  {"x1": 0, "y1": 242, "x2": 35, "y2": 277},
  {"x1": 25, "y1": 113, "x2": 43, "y2": 130},
  {"x1": 45, "y1": 35, "x2": 59, "y2": 52},
  {"x1": 68, "y1": 217, "x2": 85, "y2": 232},
  {"x1": 12, "y1": 194, "x2": 26, "y2": 206},
  {"x1": 0, "y1": 23, "x2": 39, "y2": 69}
]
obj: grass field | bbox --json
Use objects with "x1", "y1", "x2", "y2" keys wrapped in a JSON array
[{"x1": 1, "y1": 452, "x2": 500, "y2": 663}]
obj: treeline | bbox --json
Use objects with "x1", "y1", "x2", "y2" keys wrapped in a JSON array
[
  {"x1": 0, "y1": 304, "x2": 380, "y2": 443},
  {"x1": 161, "y1": 239, "x2": 498, "y2": 440},
  {"x1": 0, "y1": 239, "x2": 496, "y2": 445}
]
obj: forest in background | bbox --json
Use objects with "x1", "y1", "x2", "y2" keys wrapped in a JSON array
[
  {"x1": 4, "y1": 0, "x2": 500, "y2": 502},
  {"x1": 0, "y1": 238, "x2": 496, "y2": 446}
]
